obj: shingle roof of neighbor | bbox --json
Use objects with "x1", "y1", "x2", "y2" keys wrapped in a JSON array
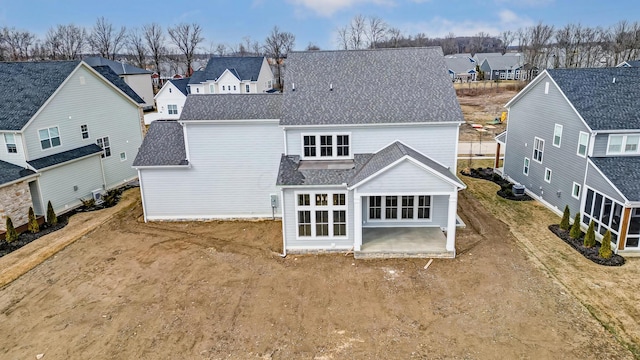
[
  {"x1": 548, "y1": 67, "x2": 640, "y2": 130},
  {"x1": 27, "y1": 144, "x2": 102, "y2": 170},
  {"x1": 0, "y1": 160, "x2": 36, "y2": 186},
  {"x1": 168, "y1": 78, "x2": 190, "y2": 96},
  {"x1": 83, "y1": 56, "x2": 152, "y2": 75},
  {"x1": 188, "y1": 56, "x2": 264, "y2": 84},
  {"x1": 0, "y1": 61, "x2": 80, "y2": 130},
  {"x1": 590, "y1": 157, "x2": 640, "y2": 202},
  {"x1": 277, "y1": 141, "x2": 465, "y2": 188},
  {"x1": 132, "y1": 120, "x2": 188, "y2": 167},
  {"x1": 92, "y1": 65, "x2": 145, "y2": 104},
  {"x1": 280, "y1": 47, "x2": 464, "y2": 126},
  {"x1": 180, "y1": 94, "x2": 282, "y2": 121}
]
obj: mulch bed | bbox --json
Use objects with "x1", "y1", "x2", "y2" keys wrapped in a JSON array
[
  {"x1": 548, "y1": 224, "x2": 625, "y2": 266},
  {"x1": 460, "y1": 167, "x2": 533, "y2": 201}
]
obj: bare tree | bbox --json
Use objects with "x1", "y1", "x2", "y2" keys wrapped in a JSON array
[
  {"x1": 2, "y1": 27, "x2": 36, "y2": 60},
  {"x1": 168, "y1": 23, "x2": 204, "y2": 77},
  {"x1": 414, "y1": 33, "x2": 429, "y2": 47},
  {"x1": 520, "y1": 22, "x2": 554, "y2": 79},
  {"x1": 214, "y1": 43, "x2": 227, "y2": 56},
  {"x1": 264, "y1": 26, "x2": 295, "y2": 89},
  {"x1": 45, "y1": 24, "x2": 87, "y2": 60},
  {"x1": 498, "y1": 30, "x2": 515, "y2": 55},
  {"x1": 469, "y1": 31, "x2": 490, "y2": 56},
  {"x1": 336, "y1": 26, "x2": 349, "y2": 50},
  {"x1": 89, "y1": 17, "x2": 127, "y2": 60},
  {"x1": 442, "y1": 32, "x2": 457, "y2": 55},
  {"x1": 349, "y1": 14, "x2": 367, "y2": 49},
  {"x1": 306, "y1": 42, "x2": 320, "y2": 51},
  {"x1": 366, "y1": 16, "x2": 387, "y2": 48},
  {"x1": 127, "y1": 28, "x2": 147, "y2": 68},
  {"x1": 386, "y1": 27, "x2": 402, "y2": 48},
  {"x1": 143, "y1": 23, "x2": 166, "y2": 81}
]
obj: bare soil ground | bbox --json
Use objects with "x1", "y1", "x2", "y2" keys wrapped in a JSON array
[{"x1": 0, "y1": 188, "x2": 633, "y2": 359}]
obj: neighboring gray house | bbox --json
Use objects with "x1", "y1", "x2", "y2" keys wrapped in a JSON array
[
  {"x1": 479, "y1": 53, "x2": 533, "y2": 80},
  {"x1": 84, "y1": 56, "x2": 155, "y2": 110},
  {"x1": 0, "y1": 61, "x2": 144, "y2": 232},
  {"x1": 187, "y1": 56, "x2": 274, "y2": 94},
  {"x1": 444, "y1": 55, "x2": 477, "y2": 81},
  {"x1": 134, "y1": 47, "x2": 465, "y2": 258},
  {"x1": 497, "y1": 67, "x2": 640, "y2": 255}
]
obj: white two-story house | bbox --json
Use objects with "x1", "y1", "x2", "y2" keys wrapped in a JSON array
[
  {"x1": 153, "y1": 78, "x2": 190, "y2": 120},
  {"x1": 187, "y1": 56, "x2": 274, "y2": 95},
  {"x1": 0, "y1": 61, "x2": 144, "y2": 232},
  {"x1": 134, "y1": 48, "x2": 465, "y2": 258}
]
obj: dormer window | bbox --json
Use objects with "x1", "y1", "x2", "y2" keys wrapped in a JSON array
[{"x1": 302, "y1": 134, "x2": 351, "y2": 159}]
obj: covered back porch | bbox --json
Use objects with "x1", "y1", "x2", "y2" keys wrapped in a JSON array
[{"x1": 356, "y1": 226, "x2": 455, "y2": 259}]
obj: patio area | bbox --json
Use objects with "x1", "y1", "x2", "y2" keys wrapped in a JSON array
[{"x1": 355, "y1": 227, "x2": 455, "y2": 259}]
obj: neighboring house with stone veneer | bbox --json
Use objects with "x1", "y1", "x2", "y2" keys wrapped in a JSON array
[
  {"x1": 0, "y1": 61, "x2": 144, "y2": 231},
  {"x1": 187, "y1": 56, "x2": 274, "y2": 94},
  {"x1": 134, "y1": 48, "x2": 466, "y2": 258},
  {"x1": 497, "y1": 67, "x2": 640, "y2": 255}
]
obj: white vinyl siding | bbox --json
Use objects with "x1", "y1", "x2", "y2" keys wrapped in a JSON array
[{"x1": 553, "y1": 124, "x2": 562, "y2": 147}]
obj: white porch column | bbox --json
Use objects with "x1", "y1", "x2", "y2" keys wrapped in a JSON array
[
  {"x1": 354, "y1": 194, "x2": 362, "y2": 251},
  {"x1": 446, "y1": 191, "x2": 458, "y2": 252}
]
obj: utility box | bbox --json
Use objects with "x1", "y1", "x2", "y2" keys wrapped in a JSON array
[{"x1": 270, "y1": 194, "x2": 278, "y2": 208}]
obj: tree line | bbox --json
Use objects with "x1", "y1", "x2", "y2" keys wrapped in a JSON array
[{"x1": 0, "y1": 17, "x2": 295, "y2": 83}]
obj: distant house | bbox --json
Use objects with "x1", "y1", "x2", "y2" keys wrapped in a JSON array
[
  {"x1": 478, "y1": 53, "x2": 534, "y2": 80},
  {"x1": 187, "y1": 56, "x2": 274, "y2": 94},
  {"x1": 616, "y1": 60, "x2": 640, "y2": 67},
  {"x1": 134, "y1": 47, "x2": 466, "y2": 258},
  {"x1": 0, "y1": 61, "x2": 144, "y2": 232},
  {"x1": 83, "y1": 56, "x2": 155, "y2": 110},
  {"x1": 154, "y1": 78, "x2": 190, "y2": 120},
  {"x1": 498, "y1": 67, "x2": 640, "y2": 255},
  {"x1": 444, "y1": 55, "x2": 478, "y2": 81}
]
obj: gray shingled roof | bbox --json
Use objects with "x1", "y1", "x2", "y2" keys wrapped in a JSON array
[
  {"x1": 549, "y1": 67, "x2": 640, "y2": 130},
  {"x1": 277, "y1": 141, "x2": 465, "y2": 188},
  {"x1": 83, "y1": 56, "x2": 152, "y2": 75},
  {"x1": 132, "y1": 120, "x2": 188, "y2": 167},
  {"x1": 0, "y1": 61, "x2": 80, "y2": 130},
  {"x1": 188, "y1": 56, "x2": 264, "y2": 84},
  {"x1": 27, "y1": 144, "x2": 102, "y2": 170},
  {"x1": 0, "y1": 160, "x2": 36, "y2": 186},
  {"x1": 168, "y1": 78, "x2": 190, "y2": 96},
  {"x1": 590, "y1": 157, "x2": 640, "y2": 202},
  {"x1": 444, "y1": 56, "x2": 477, "y2": 74},
  {"x1": 180, "y1": 94, "x2": 282, "y2": 121},
  {"x1": 281, "y1": 47, "x2": 464, "y2": 126},
  {"x1": 480, "y1": 54, "x2": 524, "y2": 71},
  {"x1": 92, "y1": 65, "x2": 145, "y2": 104}
]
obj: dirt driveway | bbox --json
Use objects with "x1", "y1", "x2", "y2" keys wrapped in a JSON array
[{"x1": 0, "y1": 188, "x2": 633, "y2": 359}]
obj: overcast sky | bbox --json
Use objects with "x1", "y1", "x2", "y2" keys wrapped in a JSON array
[{"x1": 0, "y1": 0, "x2": 637, "y2": 51}]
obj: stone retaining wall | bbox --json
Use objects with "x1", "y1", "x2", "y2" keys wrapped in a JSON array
[{"x1": 0, "y1": 181, "x2": 33, "y2": 232}]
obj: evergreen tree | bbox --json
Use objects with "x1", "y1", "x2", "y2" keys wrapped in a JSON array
[
  {"x1": 583, "y1": 220, "x2": 596, "y2": 247},
  {"x1": 27, "y1": 207, "x2": 39, "y2": 233},
  {"x1": 5, "y1": 217, "x2": 18, "y2": 243},
  {"x1": 599, "y1": 230, "x2": 613, "y2": 259},
  {"x1": 569, "y1": 213, "x2": 582, "y2": 239},
  {"x1": 46, "y1": 201, "x2": 57, "y2": 226},
  {"x1": 560, "y1": 205, "x2": 571, "y2": 230}
]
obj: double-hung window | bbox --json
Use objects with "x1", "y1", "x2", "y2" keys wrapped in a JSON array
[
  {"x1": 296, "y1": 192, "x2": 347, "y2": 238},
  {"x1": 245, "y1": 84, "x2": 250, "y2": 93},
  {"x1": 607, "y1": 134, "x2": 640, "y2": 155},
  {"x1": 167, "y1": 104, "x2": 178, "y2": 115},
  {"x1": 553, "y1": 124, "x2": 562, "y2": 147},
  {"x1": 81, "y1": 125, "x2": 89, "y2": 139},
  {"x1": 39, "y1": 126, "x2": 61, "y2": 150},
  {"x1": 209, "y1": 84, "x2": 215, "y2": 93},
  {"x1": 577, "y1": 132, "x2": 589, "y2": 157},
  {"x1": 368, "y1": 195, "x2": 431, "y2": 221},
  {"x1": 302, "y1": 134, "x2": 351, "y2": 159},
  {"x1": 97, "y1": 136, "x2": 111, "y2": 158},
  {"x1": 533, "y1": 137, "x2": 544, "y2": 163},
  {"x1": 4, "y1": 133, "x2": 17, "y2": 153},
  {"x1": 523, "y1": 157, "x2": 530, "y2": 175}
]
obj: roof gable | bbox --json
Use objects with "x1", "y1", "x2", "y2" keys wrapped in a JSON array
[
  {"x1": 91, "y1": 65, "x2": 145, "y2": 104},
  {"x1": 189, "y1": 56, "x2": 265, "y2": 84},
  {"x1": 132, "y1": 120, "x2": 188, "y2": 167},
  {"x1": 589, "y1": 157, "x2": 640, "y2": 202},
  {"x1": 0, "y1": 160, "x2": 36, "y2": 187}
]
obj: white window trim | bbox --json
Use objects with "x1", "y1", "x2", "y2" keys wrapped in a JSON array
[
  {"x1": 544, "y1": 81, "x2": 550, "y2": 94},
  {"x1": 523, "y1": 157, "x2": 530, "y2": 176},
  {"x1": 4, "y1": 133, "x2": 17, "y2": 154},
  {"x1": 120, "y1": 152, "x2": 127, "y2": 162},
  {"x1": 97, "y1": 136, "x2": 111, "y2": 158},
  {"x1": 544, "y1": 167, "x2": 552, "y2": 183},
  {"x1": 533, "y1": 137, "x2": 544, "y2": 164},
  {"x1": 38, "y1": 125, "x2": 61, "y2": 151},
  {"x1": 167, "y1": 104, "x2": 178, "y2": 115},
  {"x1": 300, "y1": 133, "x2": 353, "y2": 160},
  {"x1": 553, "y1": 124, "x2": 562, "y2": 147},
  {"x1": 577, "y1": 131, "x2": 589, "y2": 157},
  {"x1": 209, "y1": 84, "x2": 215, "y2": 93},
  {"x1": 294, "y1": 191, "x2": 348, "y2": 239},
  {"x1": 80, "y1": 124, "x2": 89, "y2": 140},
  {"x1": 572, "y1": 182, "x2": 581, "y2": 200},
  {"x1": 606, "y1": 133, "x2": 640, "y2": 155},
  {"x1": 367, "y1": 195, "x2": 432, "y2": 222},
  {"x1": 582, "y1": 186, "x2": 624, "y2": 244}
]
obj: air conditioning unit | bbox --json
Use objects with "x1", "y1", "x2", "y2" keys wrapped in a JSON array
[
  {"x1": 92, "y1": 189, "x2": 104, "y2": 204},
  {"x1": 512, "y1": 184, "x2": 526, "y2": 197}
]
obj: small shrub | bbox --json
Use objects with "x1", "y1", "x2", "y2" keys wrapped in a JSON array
[
  {"x1": 559, "y1": 205, "x2": 570, "y2": 230},
  {"x1": 102, "y1": 188, "x2": 120, "y2": 207},
  {"x1": 46, "y1": 201, "x2": 57, "y2": 226},
  {"x1": 583, "y1": 220, "x2": 596, "y2": 248},
  {"x1": 599, "y1": 230, "x2": 613, "y2": 259},
  {"x1": 27, "y1": 207, "x2": 39, "y2": 233},
  {"x1": 5, "y1": 217, "x2": 18, "y2": 243},
  {"x1": 569, "y1": 213, "x2": 582, "y2": 239},
  {"x1": 81, "y1": 197, "x2": 96, "y2": 208}
]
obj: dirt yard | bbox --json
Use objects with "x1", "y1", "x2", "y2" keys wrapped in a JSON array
[
  {"x1": 0, "y1": 188, "x2": 634, "y2": 359},
  {"x1": 456, "y1": 84, "x2": 520, "y2": 142}
]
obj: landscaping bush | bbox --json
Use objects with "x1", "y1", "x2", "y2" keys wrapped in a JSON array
[
  {"x1": 569, "y1": 213, "x2": 582, "y2": 239},
  {"x1": 81, "y1": 197, "x2": 96, "y2": 208},
  {"x1": 560, "y1": 205, "x2": 570, "y2": 230},
  {"x1": 599, "y1": 231, "x2": 613, "y2": 259},
  {"x1": 548, "y1": 224, "x2": 625, "y2": 266},
  {"x1": 46, "y1": 200, "x2": 57, "y2": 226},
  {"x1": 5, "y1": 217, "x2": 18, "y2": 243},
  {"x1": 27, "y1": 207, "x2": 39, "y2": 233},
  {"x1": 583, "y1": 220, "x2": 596, "y2": 248},
  {"x1": 102, "y1": 188, "x2": 120, "y2": 207}
]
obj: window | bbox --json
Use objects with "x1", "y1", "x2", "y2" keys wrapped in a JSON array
[
  {"x1": 222, "y1": 85, "x2": 226, "y2": 91},
  {"x1": 523, "y1": 157, "x2": 530, "y2": 175},
  {"x1": 168, "y1": 104, "x2": 178, "y2": 115},
  {"x1": 583, "y1": 188, "x2": 624, "y2": 245},
  {"x1": 572, "y1": 182, "x2": 581, "y2": 199},
  {"x1": 301, "y1": 134, "x2": 351, "y2": 159},
  {"x1": 96, "y1": 136, "x2": 111, "y2": 158},
  {"x1": 81, "y1": 125, "x2": 89, "y2": 139},
  {"x1": 368, "y1": 195, "x2": 432, "y2": 221},
  {"x1": 4, "y1": 133, "x2": 17, "y2": 153},
  {"x1": 607, "y1": 134, "x2": 640, "y2": 155},
  {"x1": 544, "y1": 168, "x2": 552, "y2": 183},
  {"x1": 196, "y1": 88, "x2": 200, "y2": 93},
  {"x1": 245, "y1": 84, "x2": 250, "y2": 93},
  {"x1": 553, "y1": 124, "x2": 562, "y2": 147},
  {"x1": 169, "y1": 88, "x2": 172, "y2": 93},
  {"x1": 544, "y1": 81, "x2": 549, "y2": 94},
  {"x1": 120, "y1": 152, "x2": 127, "y2": 161},
  {"x1": 533, "y1": 137, "x2": 544, "y2": 163},
  {"x1": 296, "y1": 192, "x2": 347, "y2": 238},
  {"x1": 210, "y1": 84, "x2": 215, "y2": 93},
  {"x1": 577, "y1": 132, "x2": 589, "y2": 157},
  {"x1": 233, "y1": 85, "x2": 236, "y2": 91},
  {"x1": 39, "y1": 126, "x2": 61, "y2": 150}
]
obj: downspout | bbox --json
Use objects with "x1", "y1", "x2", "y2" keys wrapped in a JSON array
[
  {"x1": 279, "y1": 188, "x2": 287, "y2": 258},
  {"x1": 137, "y1": 169, "x2": 148, "y2": 222}
]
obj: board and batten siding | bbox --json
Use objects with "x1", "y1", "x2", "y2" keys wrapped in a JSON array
[
  {"x1": 584, "y1": 162, "x2": 626, "y2": 204},
  {"x1": 141, "y1": 121, "x2": 283, "y2": 219},
  {"x1": 281, "y1": 187, "x2": 354, "y2": 250},
  {"x1": 38, "y1": 155, "x2": 104, "y2": 214},
  {"x1": 22, "y1": 65, "x2": 142, "y2": 190},
  {"x1": 284, "y1": 124, "x2": 459, "y2": 170},
  {"x1": 504, "y1": 74, "x2": 591, "y2": 215},
  {"x1": 361, "y1": 194, "x2": 449, "y2": 228}
]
